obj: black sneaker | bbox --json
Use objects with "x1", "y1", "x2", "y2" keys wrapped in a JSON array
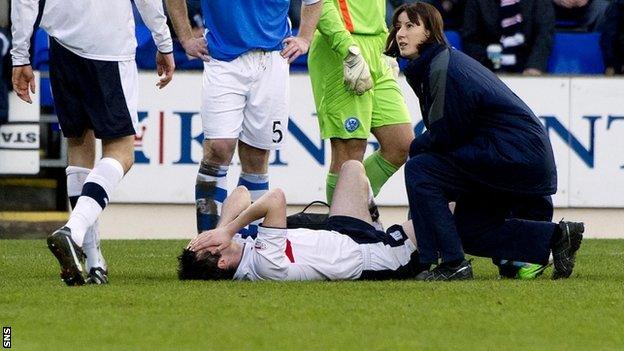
[
  {"x1": 415, "y1": 259, "x2": 474, "y2": 281},
  {"x1": 552, "y1": 221, "x2": 584, "y2": 280},
  {"x1": 85, "y1": 267, "x2": 109, "y2": 285},
  {"x1": 46, "y1": 227, "x2": 86, "y2": 286}
]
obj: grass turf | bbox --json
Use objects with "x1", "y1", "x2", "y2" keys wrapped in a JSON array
[{"x1": 1, "y1": 239, "x2": 623, "y2": 350}]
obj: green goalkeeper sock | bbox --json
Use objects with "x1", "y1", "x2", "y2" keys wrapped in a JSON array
[
  {"x1": 363, "y1": 151, "x2": 400, "y2": 197},
  {"x1": 325, "y1": 172, "x2": 339, "y2": 204}
]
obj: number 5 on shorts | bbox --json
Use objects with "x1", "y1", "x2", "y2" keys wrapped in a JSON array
[{"x1": 272, "y1": 121, "x2": 283, "y2": 143}]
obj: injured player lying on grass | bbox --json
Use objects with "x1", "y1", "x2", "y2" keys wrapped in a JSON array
[{"x1": 179, "y1": 160, "x2": 421, "y2": 281}]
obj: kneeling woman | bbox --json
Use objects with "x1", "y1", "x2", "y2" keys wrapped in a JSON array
[{"x1": 385, "y1": 3, "x2": 583, "y2": 280}]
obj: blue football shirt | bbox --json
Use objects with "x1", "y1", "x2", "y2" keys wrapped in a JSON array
[{"x1": 202, "y1": 0, "x2": 291, "y2": 61}]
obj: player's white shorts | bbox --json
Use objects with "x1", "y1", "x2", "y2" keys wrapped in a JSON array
[{"x1": 201, "y1": 50, "x2": 289, "y2": 150}]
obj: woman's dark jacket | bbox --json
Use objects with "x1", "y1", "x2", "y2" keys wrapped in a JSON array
[{"x1": 404, "y1": 43, "x2": 557, "y2": 195}]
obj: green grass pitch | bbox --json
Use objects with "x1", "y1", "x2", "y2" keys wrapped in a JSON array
[{"x1": 1, "y1": 239, "x2": 623, "y2": 350}]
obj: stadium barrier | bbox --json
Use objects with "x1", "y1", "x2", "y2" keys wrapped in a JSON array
[
  {"x1": 109, "y1": 73, "x2": 624, "y2": 208},
  {"x1": 0, "y1": 72, "x2": 40, "y2": 174}
]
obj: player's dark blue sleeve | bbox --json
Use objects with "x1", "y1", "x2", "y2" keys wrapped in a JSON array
[{"x1": 425, "y1": 52, "x2": 478, "y2": 152}]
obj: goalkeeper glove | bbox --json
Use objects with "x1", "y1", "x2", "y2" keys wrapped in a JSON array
[{"x1": 343, "y1": 46, "x2": 373, "y2": 95}]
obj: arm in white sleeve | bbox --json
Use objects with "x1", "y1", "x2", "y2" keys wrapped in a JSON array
[
  {"x1": 252, "y1": 227, "x2": 290, "y2": 280},
  {"x1": 10, "y1": 0, "x2": 40, "y2": 66},
  {"x1": 134, "y1": 0, "x2": 173, "y2": 53}
]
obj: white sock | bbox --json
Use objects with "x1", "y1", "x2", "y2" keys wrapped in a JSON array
[
  {"x1": 66, "y1": 158, "x2": 124, "y2": 247},
  {"x1": 66, "y1": 166, "x2": 106, "y2": 270},
  {"x1": 82, "y1": 221, "x2": 106, "y2": 271}
]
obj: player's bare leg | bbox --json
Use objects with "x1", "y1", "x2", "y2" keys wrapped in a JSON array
[
  {"x1": 67, "y1": 129, "x2": 96, "y2": 169},
  {"x1": 326, "y1": 138, "x2": 367, "y2": 203},
  {"x1": 100, "y1": 135, "x2": 135, "y2": 173},
  {"x1": 238, "y1": 141, "x2": 270, "y2": 174},
  {"x1": 329, "y1": 160, "x2": 373, "y2": 224},
  {"x1": 371, "y1": 123, "x2": 412, "y2": 169},
  {"x1": 365, "y1": 123, "x2": 412, "y2": 197}
]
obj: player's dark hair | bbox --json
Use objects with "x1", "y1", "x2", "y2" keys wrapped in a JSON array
[
  {"x1": 177, "y1": 249, "x2": 235, "y2": 280},
  {"x1": 384, "y1": 2, "x2": 448, "y2": 58}
]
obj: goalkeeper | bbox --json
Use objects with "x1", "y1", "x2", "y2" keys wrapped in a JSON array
[{"x1": 308, "y1": 0, "x2": 414, "y2": 202}]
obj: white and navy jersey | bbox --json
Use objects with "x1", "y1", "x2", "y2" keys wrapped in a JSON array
[
  {"x1": 232, "y1": 225, "x2": 417, "y2": 281},
  {"x1": 201, "y1": 0, "x2": 320, "y2": 61},
  {"x1": 11, "y1": 0, "x2": 173, "y2": 65}
]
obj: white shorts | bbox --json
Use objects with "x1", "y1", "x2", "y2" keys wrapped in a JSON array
[{"x1": 201, "y1": 50, "x2": 289, "y2": 150}]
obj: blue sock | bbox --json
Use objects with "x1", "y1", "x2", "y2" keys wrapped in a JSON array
[
  {"x1": 196, "y1": 163, "x2": 228, "y2": 233},
  {"x1": 237, "y1": 172, "x2": 269, "y2": 239}
]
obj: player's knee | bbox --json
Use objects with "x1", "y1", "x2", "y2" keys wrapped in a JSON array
[
  {"x1": 384, "y1": 144, "x2": 410, "y2": 166},
  {"x1": 341, "y1": 160, "x2": 365, "y2": 174},
  {"x1": 203, "y1": 140, "x2": 236, "y2": 165},
  {"x1": 268, "y1": 188, "x2": 286, "y2": 206},
  {"x1": 378, "y1": 136, "x2": 410, "y2": 166},
  {"x1": 233, "y1": 185, "x2": 252, "y2": 202}
]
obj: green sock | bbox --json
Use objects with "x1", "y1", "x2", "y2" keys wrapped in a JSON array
[
  {"x1": 363, "y1": 151, "x2": 400, "y2": 197},
  {"x1": 326, "y1": 172, "x2": 339, "y2": 204}
]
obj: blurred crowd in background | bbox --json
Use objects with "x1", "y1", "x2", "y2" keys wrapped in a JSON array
[
  {"x1": 1, "y1": 0, "x2": 624, "y2": 121},
  {"x1": 150, "y1": 0, "x2": 624, "y2": 76}
]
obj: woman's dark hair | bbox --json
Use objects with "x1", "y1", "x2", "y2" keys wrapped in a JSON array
[
  {"x1": 384, "y1": 2, "x2": 448, "y2": 58},
  {"x1": 178, "y1": 249, "x2": 236, "y2": 280}
]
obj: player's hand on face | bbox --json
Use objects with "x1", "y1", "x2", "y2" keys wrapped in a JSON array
[
  {"x1": 155, "y1": 52, "x2": 175, "y2": 89},
  {"x1": 12, "y1": 65, "x2": 36, "y2": 104},
  {"x1": 280, "y1": 36, "x2": 310, "y2": 64},
  {"x1": 189, "y1": 228, "x2": 232, "y2": 254},
  {"x1": 181, "y1": 37, "x2": 210, "y2": 61}
]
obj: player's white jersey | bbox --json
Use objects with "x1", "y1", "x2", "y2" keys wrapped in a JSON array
[
  {"x1": 11, "y1": 0, "x2": 172, "y2": 65},
  {"x1": 233, "y1": 226, "x2": 416, "y2": 281}
]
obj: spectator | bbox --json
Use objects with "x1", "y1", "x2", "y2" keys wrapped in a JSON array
[
  {"x1": 290, "y1": 0, "x2": 303, "y2": 28},
  {"x1": 461, "y1": 0, "x2": 555, "y2": 75},
  {"x1": 163, "y1": 0, "x2": 203, "y2": 40},
  {"x1": 600, "y1": 0, "x2": 624, "y2": 75},
  {"x1": 387, "y1": 0, "x2": 405, "y2": 28},
  {"x1": 553, "y1": 0, "x2": 609, "y2": 32},
  {"x1": 422, "y1": 0, "x2": 466, "y2": 30}
]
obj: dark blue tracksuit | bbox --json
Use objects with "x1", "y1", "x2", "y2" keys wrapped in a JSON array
[{"x1": 403, "y1": 43, "x2": 558, "y2": 266}]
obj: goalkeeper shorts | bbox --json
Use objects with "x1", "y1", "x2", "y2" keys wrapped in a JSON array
[{"x1": 308, "y1": 33, "x2": 411, "y2": 140}]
